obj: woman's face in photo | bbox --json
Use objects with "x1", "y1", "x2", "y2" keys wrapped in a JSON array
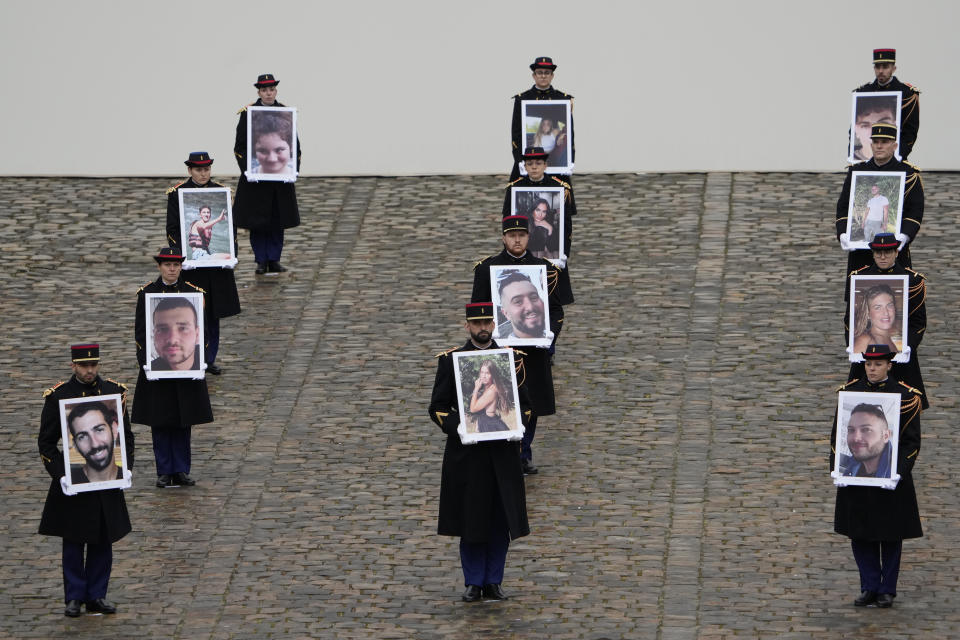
[
  {"x1": 478, "y1": 363, "x2": 492, "y2": 385},
  {"x1": 868, "y1": 293, "x2": 896, "y2": 331},
  {"x1": 533, "y1": 202, "x2": 548, "y2": 221},
  {"x1": 539, "y1": 119, "x2": 553, "y2": 133},
  {"x1": 255, "y1": 133, "x2": 291, "y2": 173}
]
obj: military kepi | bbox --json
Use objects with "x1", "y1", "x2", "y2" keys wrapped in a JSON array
[
  {"x1": 466, "y1": 302, "x2": 494, "y2": 321},
  {"x1": 71, "y1": 343, "x2": 100, "y2": 363},
  {"x1": 871, "y1": 123, "x2": 897, "y2": 139},
  {"x1": 154, "y1": 247, "x2": 185, "y2": 263},
  {"x1": 185, "y1": 151, "x2": 213, "y2": 167},
  {"x1": 521, "y1": 146, "x2": 549, "y2": 161},
  {"x1": 863, "y1": 344, "x2": 896, "y2": 361},
  {"x1": 502, "y1": 215, "x2": 529, "y2": 234},
  {"x1": 873, "y1": 49, "x2": 896, "y2": 64},
  {"x1": 869, "y1": 232, "x2": 899, "y2": 251},
  {"x1": 254, "y1": 73, "x2": 279, "y2": 87},
  {"x1": 530, "y1": 56, "x2": 557, "y2": 71}
]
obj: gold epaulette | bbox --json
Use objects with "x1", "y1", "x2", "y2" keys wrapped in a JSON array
[
  {"x1": 236, "y1": 102, "x2": 254, "y2": 114},
  {"x1": 434, "y1": 346, "x2": 458, "y2": 359},
  {"x1": 905, "y1": 266, "x2": 926, "y2": 281},
  {"x1": 904, "y1": 161, "x2": 920, "y2": 172},
  {"x1": 904, "y1": 82, "x2": 920, "y2": 93},
  {"x1": 848, "y1": 265, "x2": 870, "y2": 278},
  {"x1": 166, "y1": 179, "x2": 187, "y2": 195},
  {"x1": 549, "y1": 176, "x2": 572, "y2": 191},
  {"x1": 136, "y1": 282, "x2": 152, "y2": 295},
  {"x1": 105, "y1": 378, "x2": 128, "y2": 392},
  {"x1": 506, "y1": 177, "x2": 523, "y2": 188},
  {"x1": 473, "y1": 255, "x2": 496, "y2": 271},
  {"x1": 896, "y1": 380, "x2": 923, "y2": 396},
  {"x1": 42, "y1": 381, "x2": 66, "y2": 398},
  {"x1": 210, "y1": 180, "x2": 224, "y2": 188},
  {"x1": 186, "y1": 281, "x2": 207, "y2": 295},
  {"x1": 836, "y1": 378, "x2": 860, "y2": 391}
]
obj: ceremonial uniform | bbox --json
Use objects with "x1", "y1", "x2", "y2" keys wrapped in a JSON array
[
  {"x1": 831, "y1": 374, "x2": 923, "y2": 601},
  {"x1": 233, "y1": 95, "x2": 301, "y2": 267},
  {"x1": 166, "y1": 175, "x2": 241, "y2": 368},
  {"x1": 429, "y1": 337, "x2": 530, "y2": 595},
  {"x1": 501, "y1": 174, "x2": 576, "y2": 306},
  {"x1": 845, "y1": 261, "x2": 928, "y2": 408},
  {"x1": 854, "y1": 77, "x2": 920, "y2": 161},
  {"x1": 510, "y1": 56, "x2": 574, "y2": 181},
  {"x1": 38, "y1": 347, "x2": 133, "y2": 613},
  {"x1": 132, "y1": 274, "x2": 213, "y2": 481},
  {"x1": 836, "y1": 157, "x2": 923, "y2": 272}
]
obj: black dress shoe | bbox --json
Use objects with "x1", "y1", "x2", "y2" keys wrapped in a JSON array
[
  {"x1": 521, "y1": 459, "x2": 538, "y2": 475},
  {"x1": 482, "y1": 584, "x2": 508, "y2": 600},
  {"x1": 173, "y1": 472, "x2": 196, "y2": 486},
  {"x1": 876, "y1": 593, "x2": 894, "y2": 608},
  {"x1": 85, "y1": 598, "x2": 116, "y2": 614},
  {"x1": 461, "y1": 585, "x2": 482, "y2": 602},
  {"x1": 64, "y1": 600, "x2": 82, "y2": 617},
  {"x1": 854, "y1": 590, "x2": 877, "y2": 606},
  {"x1": 206, "y1": 363, "x2": 222, "y2": 375},
  {"x1": 156, "y1": 474, "x2": 171, "y2": 488},
  {"x1": 268, "y1": 261, "x2": 288, "y2": 273},
  {"x1": 255, "y1": 262, "x2": 268, "y2": 275}
]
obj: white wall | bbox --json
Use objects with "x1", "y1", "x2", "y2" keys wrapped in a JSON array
[{"x1": 1, "y1": 0, "x2": 957, "y2": 176}]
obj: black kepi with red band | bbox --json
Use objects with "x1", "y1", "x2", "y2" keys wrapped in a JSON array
[
  {"x1": 254, "y1": 73, "x2": 279, "y2": 87},
  {"x1": 871, "y1": 123, "x2": 897, "y2": 140},
  {"x1": 184, "y1": 151, "x2": 213, "y2": 167},
  {"x1": 466, "y1": 302, "x2": 494, "y2": 321},
  {"x1": 502, "y1": 215, "x2": 529, "y2": 234},
  {"x1": 530, "y1": 56, "x2": 557, "y2": 71},
  {"x1": 863, "y1": 343, "x2": 896, "y2": 361},
  {"x1": 71, "y1": 343, "x2": 100, "y2": 363},
  {"x1": 521, "y1": 146, "x2": 548, "y2": 161},
  {"x1": 869, "y1": 232, "x2": 899, "y2": 251},
  {"x1": 154, "y1": 247, "x2": 185, "y2": 263},
  {"x1": 873, "y1": 49, "x2": 896, "y2": 64}
]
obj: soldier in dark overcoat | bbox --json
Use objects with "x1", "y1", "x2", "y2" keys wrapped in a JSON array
[
  {"x1": 502, "y1": 146, "x2": 576, "y2": 306},
  {"x1": 854, "y1": 48, "x2": 920, "y2": 161},
  {"x1": 472, "y1": 215, "x2": 563, "y2": 475},
  {"x1": 837, "y1": 123, "x2": 923, "y2": 275},
  {"x1": 38, "y1": 344, "x2": 133, "y2": 616},
  {"x1": 429, "y1": 302, "x2": 531, "y2": 602},
  {"x1": 830, "y1": 344, "x2": 923, "y2": 608},
  {"x1": 233, "y1": 73, "x2": 301, "y2": 275},
  {"x1": 845, "y1": 233, "x2": 928, "y2": 408},
  {"x1": 510, "y1": 56, "x2": 574, "y2": 181},
  {"x1": 132, "y1": 248, "x2": 213, "y2": 488},
  {"x1": 165, "y1": 151, "x2": 241, "y2": 375}
]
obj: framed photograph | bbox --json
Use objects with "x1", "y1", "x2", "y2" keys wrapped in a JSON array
[
  {"x1": 510, "y1": 186, "x2": 566, "y2": 266},
  {"x1": 848, "y1": 275, "x2": 909, "y2": 361},
  {"x1": 848, "y1": 92, "x2": 902, "y2": 163},
  {"x1": 489, "y1": 264, "x2": 554, "y2": 348},
  {"x1": 452, "y1": 348, "x2": 525, "y2": 445},
  {"x1": 245, "y1": 106, "x2": 298, "y2": 182},
  {"x1": 178, "y1": 187, "x2": 238, "y2": 269},
  {"x1": 144, "y1": 292, "x2": 205, "y2": 380},
  {"x1": 833, "y1": 391, "x2": 900, "y2": 487},
  {"x1": 518, "y1": 99, "x2": 573, "y2": 175},
  {"x1": 844, "y1": 171, "x2": 906, "y2": 247},
  {"x1": 59, "y1": 394, "x2": 130, "y2": 493}
]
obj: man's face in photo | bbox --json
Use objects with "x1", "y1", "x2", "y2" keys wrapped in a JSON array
[
  {"x1": 500, "y1": 278, "x2": 545, "y2": 338},
  {"x1": 846, "y1": 410, "x2": 890, "y2": 463},
  {"x1": 70, "y1": 408, "x2": 116, "y2": 472},
  {"x1": 153, "y1": 304, "x2": 200, "y2": 369}
]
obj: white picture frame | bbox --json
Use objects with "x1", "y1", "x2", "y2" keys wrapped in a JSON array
[
  {"x1": 833, "y1": 391, "x2": 900, "y2": 488},
  {"x1": 452, "y1": 348, "x2": 525, "y2": 445},
  {"x1": 848, "y1": 91, "x2": 902, "y2": 163},
  {"x1": 144, "y1": 292, "x2": 205, "y2": 380},
  {"x1": 510, "y1": 186, "x2": 566, "y2": 267},
  {"x1": 59, "y1": 394, "x2": 131, "y2": 493},
  {"x1": 489, "y1": 264, "x2": 554, "y2": 348},
  {"x1": 848, "y1": 275, "x2": 909, "y2": 361},
  {"x1": 245, "y1": 106, "x2": 298, "y2": 182},
  {"x1": 844, "y1": 171, "x2": 906, "y2": 248},
  {"x1": 177, "y1": 187, "x2": 238, "y2": 269},
  {"x1": 518, "y1": 99, "x2": 573, "y2": 175}
]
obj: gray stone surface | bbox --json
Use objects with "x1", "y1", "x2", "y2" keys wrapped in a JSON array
[{"x1": 1, "y1": 172, "x2": 958, "y2": 639}]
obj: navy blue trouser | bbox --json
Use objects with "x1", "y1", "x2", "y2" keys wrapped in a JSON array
[
  {"x1": 459, "y1": 498, "x2": 510, "y2": 587},
  {"x1": 63, "y1": 539, "x2": 111, "y2": 602},
  {"x1": 205, "y1": 315, "x2": 220, "y2": 364},
  {"x1": 249, "y1": 227, "x2": 284, "y2": 263},
  {"x1": 521, "y1": 414, "x2": 537, "y2": 462},
  {"x1": 852, "y1": 538, "x2": 902, "y2": 595},
  {"x1": 151, "y1": 426, "x2": 191, "y2": 475}
]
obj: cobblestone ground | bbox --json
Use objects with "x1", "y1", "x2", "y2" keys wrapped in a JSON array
[{"x1": 1, "y1": 172, "x2": 959, "y2": 639}]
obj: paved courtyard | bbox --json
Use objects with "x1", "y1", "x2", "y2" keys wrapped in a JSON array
[{"x1": 1, "y1": 172, "x2": 959, "y2": 639}]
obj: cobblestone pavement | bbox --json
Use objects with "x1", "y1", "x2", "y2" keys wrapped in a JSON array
[{"x1": 1, "y1": 172, "x2": 959, "y2": 639}]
